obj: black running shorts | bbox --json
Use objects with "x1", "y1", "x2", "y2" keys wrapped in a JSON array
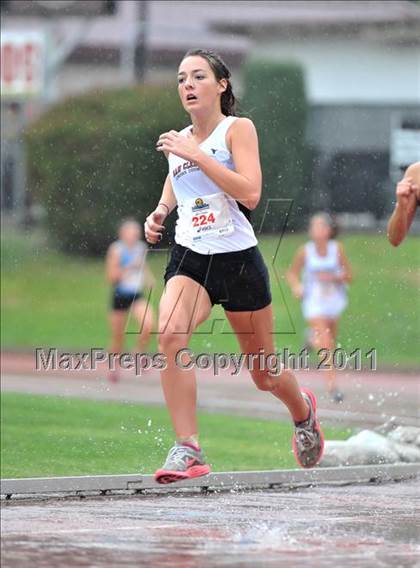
[
  {"x1": 111, "y1": 290, "x2": 142, "y2": 311},
  {"x1": 163, "y1": 244, "x2": 272, "y2": 311}
]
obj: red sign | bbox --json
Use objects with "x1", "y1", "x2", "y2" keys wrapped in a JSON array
[{"x1": 1, "y1": 32, "x2": 46, "y2": 98}]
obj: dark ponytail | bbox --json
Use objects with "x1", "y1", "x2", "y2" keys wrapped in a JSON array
[{"x1": 182, "y1": 48, "x2": 236, "y2": 116}]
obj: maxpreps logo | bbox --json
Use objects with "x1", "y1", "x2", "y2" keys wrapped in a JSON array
[{"x1": 192, "y1": 197, "x2": 209, "y2": 212}]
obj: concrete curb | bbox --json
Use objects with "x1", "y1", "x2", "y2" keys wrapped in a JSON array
[{"x1": 2, "y1": 463, "x2": 419, "y2": 500}]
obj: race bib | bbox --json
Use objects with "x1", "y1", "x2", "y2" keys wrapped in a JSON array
[{"x1": 179, "y1": 192, "x2": 235, "y2": 241}]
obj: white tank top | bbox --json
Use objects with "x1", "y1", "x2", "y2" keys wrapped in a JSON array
[
  {"x1": 168, "y1": 115, "x2": 258, "y2": 254},
  {"x1": 303, "y1": 240, "x2": 347, "y2": 303}
]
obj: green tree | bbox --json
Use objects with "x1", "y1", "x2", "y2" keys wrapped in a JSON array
[
  {"x1": 26, "y1": 86, "x2": 186, "y2": 255},
  {"x1": 241, "y1": 60, "x2": 308, "y2": 232}
]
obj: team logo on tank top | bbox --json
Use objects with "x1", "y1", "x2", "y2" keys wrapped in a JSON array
[
  {"x1": 172, "y1": 160, "x2": 199, "y2": 180},
  {"x1": 192, "y1": 198, "x2": 209, "y2": 212}
]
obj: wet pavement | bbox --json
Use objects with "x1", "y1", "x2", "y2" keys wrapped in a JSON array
[{"x1": 2, "y1": 479, "x2": 419, "y2": 567}]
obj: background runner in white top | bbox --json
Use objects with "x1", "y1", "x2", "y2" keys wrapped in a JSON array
[{"x1": 302, "y1": 239, "x2": 348, "y2": 320}]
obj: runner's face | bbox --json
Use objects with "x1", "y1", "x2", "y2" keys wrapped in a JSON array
[
  {"x1": 119, "y1": 223, "x2": 140, "y2": 245},
  {"x1": 309, "y1": 217, "x2": 331, "y2": 241},
  {"x1": 177, "y1": 56, "x2": 225, "y2": 114}
]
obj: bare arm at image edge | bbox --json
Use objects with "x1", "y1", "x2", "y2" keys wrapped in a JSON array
[{"x1": 387, "y1": 164, "x2": 419, "y2": 247}]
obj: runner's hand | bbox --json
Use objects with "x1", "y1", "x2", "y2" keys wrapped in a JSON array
[
  {"x1": 156, "y1": 130, "x2": 202, "y2": 162},
  {"x1": 396, "y1": 177, "x2": 415, "y2": 208},
  {"x1": 144, "y1": 207, "x2": 167, "y2": 245}
]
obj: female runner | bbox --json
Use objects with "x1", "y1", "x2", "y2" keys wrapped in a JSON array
[
  {"x1": 106, "y1": 219, "x2": 155, "y2": 382},
  {"x1": 287, "y1": 213, "x2": 352, "y2": 402},
  {"x1": 144, "y1": 49, "x2": 324, "y2": 483}
]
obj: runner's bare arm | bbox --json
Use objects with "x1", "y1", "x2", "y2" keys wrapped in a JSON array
[
  {"x1": 194, "y1": 118, "x2": 262, "y2": 210},
  {"x1": 286, "y1": 246, "x2": 306, "y2": 299},
  {"x1": 402, "y1": 163, "x2": 420, "y2": 236},
  {"x1": 337, "y1": 242, "x2": 352, "y2": 284},
  {"x1": 145, "y1": 175, "x2": 177, "y2": 245},
  {"x1": 105, "y1": 244, "x2": 122, "y2": 285},
  {"x1": 387, "y1": 190, "x2": 418, "y2": 247},
  {"x1": 387, "y1": 163, "x2": 419, "y2": 247},
  {"x1": 158, "y1": 174, "x2": 178, "y2": 215}
]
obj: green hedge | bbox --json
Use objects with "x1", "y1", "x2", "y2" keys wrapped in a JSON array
[
  {"x1": 241, "y1": 60, "x2": 308, "y2": 232},
  {"x1": 26, "y1": 86, "x2": 186, "y2": 255}
]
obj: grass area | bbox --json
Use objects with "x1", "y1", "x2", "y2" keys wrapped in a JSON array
[
  {"x1": 1, "y1": 393, "x2": 350, "y2": 479},
  {"x1": 1, "y1": 228, "x2": 419, "y2": 367}
]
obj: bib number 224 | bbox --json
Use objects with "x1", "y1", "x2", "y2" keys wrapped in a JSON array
[{"x1": 192, "y1": 212, "x2": 216, "y2": 227}]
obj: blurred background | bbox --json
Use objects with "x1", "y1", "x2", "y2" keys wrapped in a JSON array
[{"x1": 1, "y1": 0, "x2": 420, "y2": 363}]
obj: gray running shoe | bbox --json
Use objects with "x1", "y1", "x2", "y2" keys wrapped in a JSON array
[
  {"x1": 293, "y1": 389, "x2": 325, "y2": 468},
  {"x1": 154, "y1": 442, "x2": 211, "y2": 484}
]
